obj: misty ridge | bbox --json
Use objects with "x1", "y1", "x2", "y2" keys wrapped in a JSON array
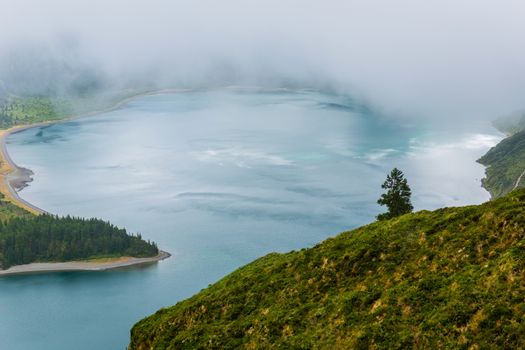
[{"x1": 1, "y1": 0, "x2": 525, "y2": 122}]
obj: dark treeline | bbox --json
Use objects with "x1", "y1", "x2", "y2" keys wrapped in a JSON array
[{"x1": 0, "y1": 214, "x2": 158, "y2": 269}]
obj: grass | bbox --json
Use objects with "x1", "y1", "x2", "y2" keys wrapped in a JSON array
[
  {"x1": 0, "y1": 193, "x2": 32, "y2": 221},
  {"x1": 129, "y1": 189, "x2": 525, "y2": 350}
]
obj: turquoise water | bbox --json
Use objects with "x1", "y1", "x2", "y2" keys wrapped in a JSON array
[{"x1": 0, "y1": 89, "x2": 499, "y2": 349}]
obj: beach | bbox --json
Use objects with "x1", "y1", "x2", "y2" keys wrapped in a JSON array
[
  {"x1": 0, "y1": 251, "x2": 171, "y2": 276},
  {"x1": 0, "y1": 123, "x2": 54, "y2": 214}
]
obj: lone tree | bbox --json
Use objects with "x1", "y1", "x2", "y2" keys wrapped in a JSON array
[{"x1": 377, "y1": 168, "x2": 413, "y2": 220}]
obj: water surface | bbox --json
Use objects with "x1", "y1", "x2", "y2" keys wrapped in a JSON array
[{"x1": 0, "y1": 89, "x2": 499, "y2": 350}]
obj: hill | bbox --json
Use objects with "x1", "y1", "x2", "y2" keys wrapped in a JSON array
[
  {"x1": 478, "y1": 130, "x2": 525, "y2": 198},
  {"x1": 129, "y1": 190, "x2": 525, "y2": 349},
  {"x1": 493, "y1": 111, "x2": 525, "y2": 136},
  {"x1": 478, "y1": 111, "x2": 525, "y2": 198}
]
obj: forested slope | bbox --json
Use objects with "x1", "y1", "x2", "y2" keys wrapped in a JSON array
[{"x1": 0, "y1": 214, "x2": 158, "y2": 269}]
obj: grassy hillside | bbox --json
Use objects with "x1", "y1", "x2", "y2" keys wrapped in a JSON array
[
  {"x1": 130, "y1": 190, "x2": 525, "y2": 350},
  {"x1": 0, "y1": 193, "x2": 32, "y2": 221},
  {"x1": 478, "y1": 131, "x2": 525, "y2": 198}
]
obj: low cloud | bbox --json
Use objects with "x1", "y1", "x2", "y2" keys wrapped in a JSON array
[{"x1": 1, "y1": 0, "x2": 524, "y2": 121}]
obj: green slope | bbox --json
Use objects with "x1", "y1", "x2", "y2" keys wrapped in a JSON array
[
  {"x1": 478, "y1": 131, "x2": 525, "y2": 198},
  {"x1": 0, "y1": 193, "x2": 32, "y2": 221},
  {"x1": 129, "y1": 190, "x2": 525, "y2": 350}
]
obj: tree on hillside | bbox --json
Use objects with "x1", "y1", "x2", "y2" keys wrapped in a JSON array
[{"x1": 377, "y1": 168, "x2": 413, "y2": 220}]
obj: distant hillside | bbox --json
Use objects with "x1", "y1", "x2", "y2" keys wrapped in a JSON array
[
  {"x1": 130, "y1": 190, "x2": 525, "y2": 349},
  {"x1": 478, "y1": 130, "x2": 525, "y2": 198},
  {"x1": 493, "y1": 111, "x2": 525, "y2": 136},
  {"x1": 476, "y1": 111, "x2": 525, "y2": 199},
  {"x1": 0, "y1": 89, "x2": 142, "y2": 129},
  {"x1": 0, "y1": 96, "x2": 72, "y2": 128}
]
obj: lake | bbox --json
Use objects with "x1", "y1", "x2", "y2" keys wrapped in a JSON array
[{"x1": 0, "y1": 89, "x2": 499, "y2": 350}]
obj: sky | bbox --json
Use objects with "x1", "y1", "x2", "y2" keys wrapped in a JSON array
[{"x1": 1, "y1": 0, "x2": 524, "y2": 121}]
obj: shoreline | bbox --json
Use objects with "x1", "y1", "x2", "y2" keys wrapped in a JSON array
[
  {"x1": 0, "y1": 123, "x2": 56, "y2": 214},
  {"x1": 0, "y1": 88, "x2": 191, "y2": 215},
  {"x1": 0, "y1": 250, "x2": 171, "y2": 277}
]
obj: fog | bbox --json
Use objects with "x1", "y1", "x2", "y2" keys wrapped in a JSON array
[{"x1": 1, "y1": 0, "x2": 524, "y2": 121}]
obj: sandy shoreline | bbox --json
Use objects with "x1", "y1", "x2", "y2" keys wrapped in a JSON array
[
  {"x1": 0, "y1": 88, "x2": 191, "y2": 215},
  {"x1": 0, "y1": 250, "x2": 171, "y2": 277},
  {"x1": 0, "y1": 123, "x2": 55, "y2": 214}
]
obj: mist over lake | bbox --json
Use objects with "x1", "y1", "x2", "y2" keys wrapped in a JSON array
[{"x1": 0, "y1": 89, "x2": 499, "y2": 350}]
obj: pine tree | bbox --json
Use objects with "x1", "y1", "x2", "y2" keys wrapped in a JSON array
[{"x1": 377, "y1": 168, "x2": 413, "y2": 220}]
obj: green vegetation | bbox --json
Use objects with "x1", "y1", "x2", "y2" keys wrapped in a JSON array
[
  {"x1": 0, "y1": 214, "x2": 158, "y2": 269},
  {"x1": 0, "y1": 89, "x2": 142, "y2": 129},
  {"x1": 0, "y1": 68, "x2": 145, "y2": 129},
  {"x1": 130, "y1": 189, "x2": 525, "y2": 350},
  {"x1": 478, "y1": 130, "x2": 525, "y2": 198},
  {"x1": 0, "y1": 96, "x2": 73, "y2": 128},
  {"x1": 477, "y1": 111, "x2": 525, "y2": 198},
  {"x1": 0, "y1": 193, "x2": 33, "y2": 221},
  {"x1": 377, "y1": 168, "x2": 413, "y2": 220}
]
